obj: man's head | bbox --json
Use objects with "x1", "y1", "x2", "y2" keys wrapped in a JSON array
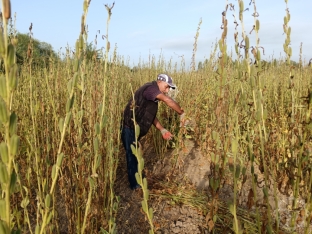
[{"x1": 157, "y1": 74, "x2": 176, "y2": 94}]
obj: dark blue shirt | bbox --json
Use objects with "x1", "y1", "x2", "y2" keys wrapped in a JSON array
[{"x1": 143, "y1": 85, "x2": 161, "y2": 102}]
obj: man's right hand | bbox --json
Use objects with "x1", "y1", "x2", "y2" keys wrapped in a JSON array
[
  {"x1": 161, "y1": 129, "x2": 173, "y2": 140},
  {"x1": 179, "y1": 113, "x2": 189, "y2": 127}
]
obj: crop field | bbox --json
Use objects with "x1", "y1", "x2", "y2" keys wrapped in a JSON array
[{"x1": 0, "y1": 0, "x2": 311, "y2": 233}]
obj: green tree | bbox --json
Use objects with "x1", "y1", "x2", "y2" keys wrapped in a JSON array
[{"x1": 15, "y1": 32, "x2": 58, "y2": 68}]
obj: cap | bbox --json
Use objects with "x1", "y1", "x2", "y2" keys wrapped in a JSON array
[{"x1": 157, "y1": 74, "x2": 176, "y2": 89}]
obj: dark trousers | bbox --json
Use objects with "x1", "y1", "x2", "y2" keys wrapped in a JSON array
[{"x1": 121, "y1": 126, "x2": 140, "y2": 189}]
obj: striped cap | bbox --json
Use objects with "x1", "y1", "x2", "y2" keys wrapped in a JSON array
[{"x1": 157, "y1": 74, "x2": 176, "y2": 89}]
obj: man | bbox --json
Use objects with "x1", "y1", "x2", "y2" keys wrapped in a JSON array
[{"x1": 121, "y1": 73, "x2": 185, "y2": 190}]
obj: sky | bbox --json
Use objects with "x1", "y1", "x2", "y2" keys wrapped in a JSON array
[{"x1": 9, "y1": 1, "x2": 312, "y2": 69}]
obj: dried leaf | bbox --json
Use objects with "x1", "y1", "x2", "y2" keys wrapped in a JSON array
[
  {"x1": 247, "y1": 188, "x2": 254, "y2": 210},
  {"x1": 208, "y1": 219, "x2": 214, "y2": 231}
]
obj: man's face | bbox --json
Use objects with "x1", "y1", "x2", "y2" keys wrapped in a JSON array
[{"x1": 158, "y1": 81, "x2": 171, "y2": 94}]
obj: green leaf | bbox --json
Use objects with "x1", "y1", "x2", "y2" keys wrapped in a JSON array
[{"x1": 21, "y1": 197, "x2": 30, "y2": 209}]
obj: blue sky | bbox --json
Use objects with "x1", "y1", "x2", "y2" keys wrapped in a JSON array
[{"x1": 11, "y1": 1, "x2": 312, "y2": 69}]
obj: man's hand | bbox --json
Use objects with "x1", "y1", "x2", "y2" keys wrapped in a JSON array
[
  {"x1": 179, "y1": 113, "x2": 189, "y2": 127},
  {"x1": 161, "y1": 129, "x2": 173, "y2": 140}
]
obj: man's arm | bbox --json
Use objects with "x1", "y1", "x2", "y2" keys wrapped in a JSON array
[
  {"x1": 153, "y1": 116, "x2": 164, "y2": 131},
  {"x1": 155, "y1": 93, "x2": 184, "y2": 115}
]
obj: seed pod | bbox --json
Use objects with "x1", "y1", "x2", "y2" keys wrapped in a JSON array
[
  {"x1": 259, "y1": 75, "x2": 264, "y2": 89},
  {"x1": 0, "y1": 220, "x2": 9, "y2": 234},
  {"x1": 0, "y1": 33, "x2": 5, "y2": 55},
  {"x1": 107, "y1": 41, "x2": 110, "y2": 52},
  {"x1": 75, "y1": 40, "x2": 80, "y2": 55},
  {"x1": 7, "y1": 43, "x2": 15, "y2": 68},
  {"x1": 223, "y1": 53, "x2": 227, "y2": 64},
  {"x1": 9, "y1": 64, "x2": 18, "y2": 91},
  {"x1": 283, "y1": 44, "x2": 287, "y2": 53},
  {"x1": 0, "y1": 163, "x2": 8, "y2": 184},
  {"x1": 0, "y1": 142, "x2": 8, "y2": 163},
  {"x1": 45, "y1": 194, "x2": 51, "y2": 208},
  {"x1": 263, "y1": 109, "x2": 268, "y2": 120},
  {"x1": 47, "y1": 212, "x2": 53, "y2": 225},
  {"x1": 212, "y1": 131, "x2": 219, "y2": 140},
  {"x1": 79, "y1": 34, "x2": 84, "y2": 50},
  {"x1": 9, "y1": 112, "x2": 17, "y2": 135},
  {"x1": 239, "y1": 12, "x2": 243, "y2": 21},
  {"x1": 231, "y1": 139, "x2": 238, "y2": 154},
  {"x1": 10, "y1": 170, "x2": 17, "y2": 193},
  {"x1": 263, "y1": 187, "x2": 268, "y2": 198},
  {"x1": 0, "y1": 76, "x2": 7, "y2": 99},
  {"x1": 135, "y1": 172, "x2": 140, "y2": 183},
  {"x1": 83, "y1": 0, "x2": 88, "y2": 12},
  {"x1": 250, "y1": 65, "x2": 255, "y2": 77},
  {"x1": 139, "y1": 151, "x2": 144, "y2": 167},
  {"x1": 149, "y1": 207, "x2": 154, "y2": 220},
  {"x1": 56, "y1": 153, "x2": 64, "y2": 167},
  {"x1": 81, "y1": 15, "x2": 85, "y2": 35},
  {"x1": 65, "y1": 112, "x2": 72, "y2": 125},
  {"x1": 242, "y1": 167, "x2": 247, "y2": 176},
  {"x1": 10, "y1": 134, "x2": 20, "y2": 156},
  {"x1": 284, "y1": 16, "x2": 287, "y2": 25},
  {"x1": 0, "y1": 199, "x2": 6, "y2": 220},
  {"x1": 93, "y1": 137, "x2": 99, "y2": 152},
  {"x1": 66, "y1": 96, "x2": 74, "y2": 112},
  {"x1": 88, "y1": 177, "x2": 95, "y2": 188},
  {"x1": 257, "y1": 49, "x2": 261, "y2": 61},
  {"x1": 238, "y1": 70, "x2": 242, "y2": 80},
  {"x1": 250, "y1": 76, "x2": 255, "y2": 88},
  {"x1": 244, "y1": 59, "x2": 249, "y2": 69},
  {"x1": 144, "y1": 189, "x2": 149, "y2": 201},
  {"x1": 288, "y1": 47, "x2": 292, "y2": 57},
  {"x1": 3, "y1": 0, "x2": 11, "y2": 20},
  {"x1": 218, "y1": 39, "x2": 223, "y2": 51},
  {"x1": 135, "y1": 124, "x2": 140, "y2": 139},
  {"x1": 35, "y1": 225, "x2": 40, "y2": 234},
  {"x1": 11, "y1": 37, "x2": 18, "y2": 47},
  {"x1": 0, "y1": 100, "x2": 8, "y2": 124},
  {"x1": 72, "y1": 72, "x2": 78, "y2": 87},
  {"x1": 141, "y1": 200, "x2": 147, "y2": 213},
  {"x1": 222, "y1": 27, "x2": 228, "y2": 39},
  {"x1": 235, "y1": 165, "x2": 241, "y2": 179},
  {"x1": 67, "y1": 79, "x2": 73, "y2": 94},
  {"x1": 255, "y1": 20, "x2": 260, "y2": 31},
  {"x1": 58, "y1": 118, "x2": 64, "y2": 133},
  {"x1": 245, "y1": 36, "x2": 250, "y2": 50},
  {"x1": 287, "y1": 27, "x2": 291, "y2": 36},
  {"x1": 239, "y1": 0, "x2": 244, "y2": 13},
  {"x1": 256, "y1": 109, "x2": 262, "y2": 121},
  {"x1": 51, "y1": 165, "x2": 56, "y2": 179},
  {"x1": 94, "y1": 122, "x2": 100, "y2": 135}
]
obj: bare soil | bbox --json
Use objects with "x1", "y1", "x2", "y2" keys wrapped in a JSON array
[{"x1": 114, "y1": 135, "x2": 311, "y2": 234}]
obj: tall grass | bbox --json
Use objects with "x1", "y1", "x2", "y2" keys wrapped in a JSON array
[{"x1": 0, "y1": 0, "x2": 311, "y2": 233}]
